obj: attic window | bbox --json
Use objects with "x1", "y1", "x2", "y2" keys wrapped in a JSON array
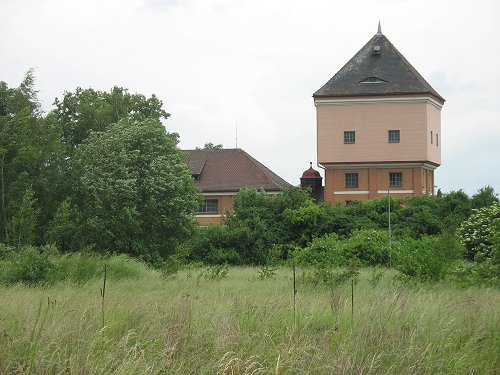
[
  {"x1": 372, "y1": 45, "x2": 381, "y2": 55},
  {"x1": 359, "y1": 76, "x2": 387, "y2": 84}
]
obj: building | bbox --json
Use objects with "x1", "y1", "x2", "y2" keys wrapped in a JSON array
[
  {"x1": 313, "y1": 23, "x2": 445, "y2": 205},
  {"x1": 185, "y1": 148, "x2": 293, "y2": 225}
]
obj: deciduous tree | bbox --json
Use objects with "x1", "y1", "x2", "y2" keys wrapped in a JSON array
[{"x1": 73, "y1": 118, "x2": 200, "y2": 262}]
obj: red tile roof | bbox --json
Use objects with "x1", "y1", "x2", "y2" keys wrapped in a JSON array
[
  {"x1": 184, "y1": 148, "x2": 293, "y2": 192},
  {"x1": 301, "y1": 163, "x2": 322, "y2": 179}
]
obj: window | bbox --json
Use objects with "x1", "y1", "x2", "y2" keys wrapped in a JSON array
[
  {"x1": 388, "y1": 130, "x2": 400, "y2": 143},
  {"x1": 436, "y1": 133, "x2": 439, "y2": 146},
  {"x1": 344, "y1": 131, "x2": 355, "y2": 144},
  {"x1": 389, "y1": 172, "x2": 403, "y2": 187},
  {"x1": 431, "y1": 131, "x2": 433, "y2": 144},
  {"x1": 345, "y1": 173, "x2": 358, "y2": 188},
  {"x1": 196, "y1": 199, "x2": 218, "y2": 214}
]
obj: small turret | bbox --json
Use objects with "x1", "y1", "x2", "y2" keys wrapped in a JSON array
[{"x1": 300, "y1": 162, "x2": 323, "y2": 203}]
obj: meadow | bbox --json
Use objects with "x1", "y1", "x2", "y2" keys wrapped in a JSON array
[{"x1": 1, "y1": 264, "x2": 498, "y2": 374}]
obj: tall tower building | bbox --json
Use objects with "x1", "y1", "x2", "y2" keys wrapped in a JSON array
[{"x1": 314, "y1": 23, "x2": 445, "y2": 204}]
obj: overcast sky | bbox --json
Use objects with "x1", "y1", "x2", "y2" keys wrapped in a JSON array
[{"x1": 1, "y1": 0, "x2": 499, "y2": 195}]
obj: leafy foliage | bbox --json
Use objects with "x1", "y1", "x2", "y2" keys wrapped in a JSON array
[
  {"x1": 394, "y1": 234, "x2": 462, "y2": 282},
  {"x1": 457, "y1": 202, "x2": 500, "y2": 262},
  {"x1": 471, "y1": 185, "x2": 499, "y2": 209},
  {"x1": 53, "y1": 86, "x2": 170, "y2": 150},
  {"x1": 0, "y1": 245, "x2": 57, "y2": 285},
  {"x1": 73, "y1": 118, "x2": 200, "y2": 261}
]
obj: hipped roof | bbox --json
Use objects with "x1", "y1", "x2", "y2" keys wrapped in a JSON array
[
  {"x1": 314, "y1": 32, "x2": 445, "y2": 103},
  {"x1": 184, "y1": 148, "x2": 293, "y2": 192}
]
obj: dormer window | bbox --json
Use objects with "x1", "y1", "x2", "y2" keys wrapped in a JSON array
[{"x1": 358, "y1": 76, "x2": 387, "y2": 84}]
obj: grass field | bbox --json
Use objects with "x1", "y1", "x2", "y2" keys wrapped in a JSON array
[{"x1": 0, "y1": 266, "x2": 498, "y2": 374}]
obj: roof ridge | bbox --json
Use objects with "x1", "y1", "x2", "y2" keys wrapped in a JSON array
[{"x1": 382, "y1": 36, "x2": 444, "y2": 102}]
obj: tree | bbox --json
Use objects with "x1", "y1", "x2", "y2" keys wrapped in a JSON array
[
  {"x1": 437, "y1": 190, "x2": 472, "y2": 231},
  {"x1": 0, "y1": 71, "x2": 64, "y2": 245},
  {"x1": 471, "y1": 185, "x2": 499, "y2": 209},
  {"x1": 8, "y1": 186, "x2": 39, "y2": 247},
  {"x1": 225, "y1": 188, "x2": 312, "y2": 263},
  {"x1": 196, "y1": 142, "x2": 223, "y2": 150},
  {"x1": 45, "y1": 198, "x2": 78, "y2": 252},
  {"x1": 73, "y1": 118, "x2": 200, "y2": 262},
  {"x1": 53, "y1": 86, "x2": 170, "y2": 150}
]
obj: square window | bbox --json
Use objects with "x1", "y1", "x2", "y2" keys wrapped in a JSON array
[
  {"x1": 388, "y1": 130, "x2": 400, "y2": 143},
  {"x1": 344, "y1": 131, "x2": 355, "y2": 144},
  {"x1": 389, "y1": 172, "x2": 402, "y2": 187},
  {"x1": 345, "y1": 173, "x2": 358, "y2": 188},
  {"x1": 196, "y1": 199, "x2": 218, "y2": 214}
]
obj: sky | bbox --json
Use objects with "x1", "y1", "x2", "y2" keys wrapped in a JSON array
[{"x1": 1, "y1": 0, "x2": 499, "y2": 195}]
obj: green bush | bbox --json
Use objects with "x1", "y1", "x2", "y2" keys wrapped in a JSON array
[
  {"x1": 457, "y1": 202, "x2": 500, "y2": 261},
  {"x1": 185, "y1": 224, "x2": 230, "y2": 263},
  {"x1": 0, "y1": 243, "x2": 15, "y2": 260},
  {"x1": 342, "y1": 229, "x2": 391, "y2": 266},
  {"x1": 202, "y1": 264, "x2": 229, "y2": 280},
  {"x1": 296, "y1": 230, "x2": 393, "y2": 268},
  {"x1": 0, "y1": 249, "x2": 153, "y2": 286},
  {"x1": 295, "y1": 233, "x2": 343, "y2": 267},
  {"x1": 204, "y1": 248, "x2": 242, "y2": 265},
  {"x1": 1, "y1": 245, "x2": 58, "y2": 285},
  {"x1": 394, "y1": 236, "x2": 454, "y2": 282}
]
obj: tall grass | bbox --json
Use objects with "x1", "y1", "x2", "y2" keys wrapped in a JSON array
[{"x1": 0, "y1": 267, "x2": 498, "y2": 374}]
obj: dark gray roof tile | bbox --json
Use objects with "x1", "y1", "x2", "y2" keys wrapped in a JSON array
[{"x1": 314, "y1": 33, "x2": 445, "y2": 102}]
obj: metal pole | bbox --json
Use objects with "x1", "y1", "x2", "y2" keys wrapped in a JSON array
[{"x1": 388, "y1": 189, "x2": 392, "y2": 267}]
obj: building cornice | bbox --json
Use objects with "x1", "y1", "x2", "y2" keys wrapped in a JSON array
[
  {"x1": 319, "y1": 162, "x2": 438, "y2": 170},
  {"x1": 333, "y1": 191, "x2": 369, "y2": 195},
  {"x1": 201, "y1": 191, "x2": 281, "y2": 196},
  {"x1": 314, "y1": 95, "x2": 443, "y2": 110}
]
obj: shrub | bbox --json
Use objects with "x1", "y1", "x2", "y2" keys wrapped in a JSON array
[
  {"x1": 342, "y1": 229, "x2": 391, "y2": 266},
  {"x1": 1, "y1": 250, "x2": 153, "y2": 286},
  {"x1": 394, "y1": 236, "x2": 454, "y2": 282},
  {"x1": 0, "y1": 243, "x2": 15, "y2": 260},
  {"x1": 202, "y1": 264, "x2": 229, "y2": 280},
  {"x1": 295, "y1": 233, "x2": 343, "y2": 267},
  {"x1": 457, "y1": 202, "x2": 500, "y2": 261},
  {"x1": 1, "y1": 245, "x2": 58, "y2": 285},
  {"x1": 204, "y1": 248, "x2": 242, "y2": 265},
  {"x1": 186, "y1": 224, "x2": 230, "y2": 263},
  {"x1": 296, "y1": 230, "x2": 394, "y2": 268}
]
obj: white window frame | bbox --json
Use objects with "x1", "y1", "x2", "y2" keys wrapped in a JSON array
[
  {"x1": 196, "y1": 199, "x2": 218, "y2": 214},
  {"x1": 389, "y1": 172, "x2": 403, "y2": 187},
  {"x1": 388, "y1": 130, "x2": 400, "y2": 143},
  {"x1": 345, "y1": 173, "x2": 359, "y2": 188},
  {"x1": 344, "y1": 131, "x2": 356, "y2": 144}
]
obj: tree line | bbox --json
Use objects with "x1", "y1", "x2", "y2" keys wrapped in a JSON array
[
  {"x1": 0, "y1": 71, "x2": 200, "y2": 264},
  {"x1": 1, "y1": 71, "x2": 498, "y2": 284}
]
